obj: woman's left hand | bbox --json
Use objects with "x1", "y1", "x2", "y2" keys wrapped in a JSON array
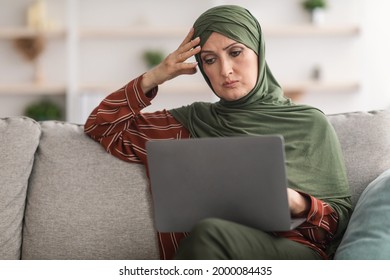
[{"x1": 287, "y1": 188, "x2": 311, "y2": 218}]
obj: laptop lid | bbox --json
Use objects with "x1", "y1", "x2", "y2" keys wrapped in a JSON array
[{"x1": 146, "y1": 135, "x2": 302, "y2": 233}]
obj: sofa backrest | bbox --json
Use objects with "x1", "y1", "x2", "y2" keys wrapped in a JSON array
[
  {"x1": 328, "y1": 110, "x2": 390, "y2": 206},
  {"x1": 2, "y1": 109, "x2": 389, "y2": 260},
  {"x1": 0, "y1": 117, "x2": 41, "y2": 260},
  {"x1": 21, "y1": 121, "x2": 159, "y2": 260}
]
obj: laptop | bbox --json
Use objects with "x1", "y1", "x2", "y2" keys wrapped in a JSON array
[{"x1": 146, "y1": 135, "x2": 305, "y2": 233}]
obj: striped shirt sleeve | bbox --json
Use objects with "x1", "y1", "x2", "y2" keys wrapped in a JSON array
[
  {"x1": 275, "y1": 194, "x2": 339, "y2": 259},
  {"x1": 84, "y1": 75, "x2": 191, "y2": 165}
]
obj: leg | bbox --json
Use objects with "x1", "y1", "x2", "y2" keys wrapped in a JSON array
[{"x1": 175, "y1": 218, "x2": 322, "y2": 260}]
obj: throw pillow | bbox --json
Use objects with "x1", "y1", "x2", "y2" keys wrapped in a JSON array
[{"x1": 334, "y1": 169, "x2": 390, "y2": 259}]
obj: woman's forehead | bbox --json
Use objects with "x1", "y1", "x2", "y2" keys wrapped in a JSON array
[
  {"x1": 201, "y1": 32, "x2": 252, "y2": 54},
  {"x1": 202, "y1": 32, "x2": 239, "y2": 50}
]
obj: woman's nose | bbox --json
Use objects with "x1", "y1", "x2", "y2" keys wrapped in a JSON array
[{"x1": 220, "y1": 59, "x2": 233, "y2": 77}]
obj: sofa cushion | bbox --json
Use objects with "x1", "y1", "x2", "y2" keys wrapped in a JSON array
[
  {"x1": 334, "y1": 169, "x2": 390, "y2": 259},
  {"x1": 0, "y1": 117, "x2": 41, "y2": 259},
  {"x1": 22, "y1": 121, "x2": 159, "y2": 260},
  {"x1": 327, "y1": 110, "x2": 390, "y2": 206}
]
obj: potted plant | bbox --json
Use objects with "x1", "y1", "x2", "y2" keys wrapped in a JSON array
[
  {"x1": 301, "y1": 0, "x2": 327, "y2": 25},
  {"x1": 24, "y1": 99, "x2": 62, "y2": 121},
  {"x1": 143, "y1": 50, "x2": 165, "y2": 68}
]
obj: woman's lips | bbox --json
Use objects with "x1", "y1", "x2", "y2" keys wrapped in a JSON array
[{"x1": 223, "y1": 80, "x2": 239, "y2": 88}]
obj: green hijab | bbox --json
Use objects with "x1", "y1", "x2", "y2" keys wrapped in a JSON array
[{"x1": 169, "y1": 5, "x2": 351, "y2": 251}]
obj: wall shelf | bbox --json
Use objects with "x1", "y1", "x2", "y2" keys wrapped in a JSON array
[
  {"x1": 282, "y1": 81, "x2": 360, "y2": 92},
  {"x1": 79, "y1": 26, "x2": 187, "y2": 39},
  {"x1": 0, "y1": 84, "x2": 66, "y2": 95},
  {"x1": 0, "y1": 27, "x2": 66, "y2": 39},
  {"x1": 282, "y1": 81, "x2": 360, "y2": 100},
  {"x1": 78, "y1": 24, "x2": 360, "y2": 39},
  {"x1": 264, "y1": 25, "x2": 360, "y2": 37}
]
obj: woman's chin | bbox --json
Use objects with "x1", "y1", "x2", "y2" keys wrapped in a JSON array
[{"x1": 216, "y1": 92, "x2": 248, "y2": 102}]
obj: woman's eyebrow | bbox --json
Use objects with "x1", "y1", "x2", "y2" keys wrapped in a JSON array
[
  {"x1": 200, "y1": 50, "x2": 214, "y2": 55},
  {"x1": 201, "y1": 43, "x2": 241, "y2": 55},
  {"x1": 223, "y1": 42, "x2": 240, "y2": 50}
]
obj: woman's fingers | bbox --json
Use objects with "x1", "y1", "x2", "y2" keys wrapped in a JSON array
[
  {"x1": 175, "y1": 28, "x2": 200, "y2": 60},
  {"x1": 146, "y1": 28, "x2": 201, "y2": 87},
  {"x1": 166, "y1": 32, "x2": 200, "y2": 71},
  {"x1": 178, "y1": 27, "x2": 196, "y2": 48},
  {"x1": 177, "y1": 44, "x2": 201, "y2": 63}
]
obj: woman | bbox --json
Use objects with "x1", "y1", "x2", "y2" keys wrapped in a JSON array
[{"x1": 84, "y1": 5, "x2": 351, "y2": 260}]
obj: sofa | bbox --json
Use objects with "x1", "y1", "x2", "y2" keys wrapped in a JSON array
[{"x1": 1, "y1": 109, "x2": 390, "y2": 260}]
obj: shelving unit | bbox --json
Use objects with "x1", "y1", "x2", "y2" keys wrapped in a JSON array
[
  {"x1": 0, "y1": 0, "x2": 362, "y2": 122},
  {"x1": 0, "y1": 27, "x2": 67, "y2": 97},
  {"x1": 77, "y1": 23, "x2": 361, "y2": 101}
]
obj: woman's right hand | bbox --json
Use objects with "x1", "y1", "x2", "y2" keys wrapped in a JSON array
[{"x1": 141, "y1": 28, "x2": 201, "y2": 93}]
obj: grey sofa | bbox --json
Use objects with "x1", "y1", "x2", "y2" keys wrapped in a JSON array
[{"x1": 1, "y1": 109, "x2": 390, "y2": 260}]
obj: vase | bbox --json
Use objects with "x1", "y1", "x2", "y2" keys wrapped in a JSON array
[{"x1": 311, "y1": 8, "x2": 326, "y2": 26}]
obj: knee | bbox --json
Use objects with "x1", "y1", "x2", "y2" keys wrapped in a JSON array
[
  {"x1": 191, "y1": 218, "x2": 228, "y2": 236},
  {"x1": 188, "y1": 218, "x2": 230, "y2": 248},
  {"x1": 175, "y1": 218, "x2": 231, "y2": 260}
]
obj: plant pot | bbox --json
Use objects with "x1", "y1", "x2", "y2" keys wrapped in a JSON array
[{"x1": 311, "y1": 8, "x2": 326, "y2": 26}]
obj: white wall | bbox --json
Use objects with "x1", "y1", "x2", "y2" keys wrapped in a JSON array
[
  {"x1": 297, "y1": 0, "x2": 390, "y2": 113},
  {"x1": 359, "y1": 0, "x2": 390, "y2": 111},
  {"x1": 1, "y1": 0, "x2": 390, "y2": 122}
]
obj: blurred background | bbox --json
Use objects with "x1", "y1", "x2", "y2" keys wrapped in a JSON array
[{"x1": 0, "y1": 0, "x2": 389, "y2": 124}]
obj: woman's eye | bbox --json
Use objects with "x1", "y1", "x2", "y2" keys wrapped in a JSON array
[
  {"x1": 203, "y1": 57, "x2": 216, "y2": 65},
  {"x1": 231, "y1": 50, "x2": 242, "y2": 57}
]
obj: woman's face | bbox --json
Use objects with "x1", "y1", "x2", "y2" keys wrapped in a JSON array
[{"x1": 200, "y1": 32, "x2": 258, "y2": 101}]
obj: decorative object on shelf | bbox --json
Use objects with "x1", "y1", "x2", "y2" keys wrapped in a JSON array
[
  {"x1": 11, "y1": 0, "x2": 56, "y2": 85},
  {"x1": 27, "y1": 0, "x2": 49, "y2": 30},
  {"x1": 24, "y1": 99, "x2": 62, "y2": 121},
  {"x1": 25, "y1": 0, "x2": 60, "y2": 32},
  {"x1": 143, "y1": 50, "x2": 165, "y2": 68},
  {"x1": 311, "y1": 64, "x2": 322, "y2": 81},
  {"x1": 301, "y1": 0, "x2": 327, "y2": 26},
  {"x1": 13, "y1": 35, "x2": 46, "y2": 84}
]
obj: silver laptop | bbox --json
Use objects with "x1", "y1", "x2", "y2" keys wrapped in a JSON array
[{"x1": 146, "y1": 135, "x2": 304, "y2": 233}]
